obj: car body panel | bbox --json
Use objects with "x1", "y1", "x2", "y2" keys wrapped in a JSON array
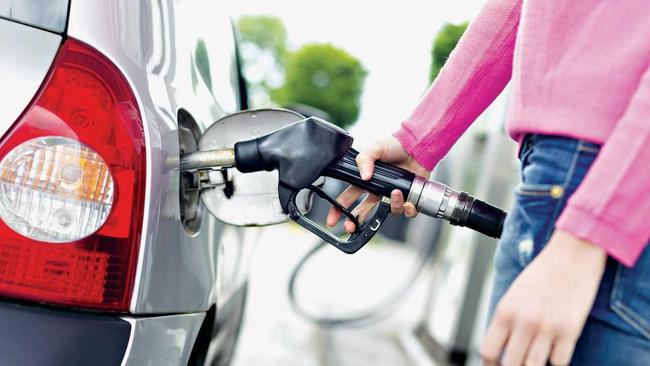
[
  {"x1": 0, "y1": 0, "x2": 69, "y2": 33},
  {"x1": 67, "y1": 0, "x2": 252, "y2": 314},
  {"x1": 0, "y1": 19, "x2": 61, "y2": 136}
]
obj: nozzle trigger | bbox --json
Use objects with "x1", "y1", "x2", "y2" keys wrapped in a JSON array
[{"x1": 279, "y1": 184, "x2": 390, "y2": 254}]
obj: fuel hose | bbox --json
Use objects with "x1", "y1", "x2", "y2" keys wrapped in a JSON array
[{"x1": 287, "y1": 220, "x2": 441, "y2": 328}]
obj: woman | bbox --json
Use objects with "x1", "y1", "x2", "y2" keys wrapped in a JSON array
[{"x1": 327, "y1": 0, "x2": 650, "y2": 364}]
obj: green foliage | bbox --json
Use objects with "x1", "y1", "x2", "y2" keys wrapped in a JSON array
[
  {"x1": 235, "y1": 16, "x2": 367, "y2": 125},
  {"x1": 430, "y1": 22, "x2": 468, "y2": 82},
  {"x1": 237, "y1": 15, "x2": 288, "y2": 64},
  {"x1": 272, "y1": 44, "x2": 366, "y2": 128},
  {"x1": 236, "y1": 15, "x2": 289, "y2": 107}
]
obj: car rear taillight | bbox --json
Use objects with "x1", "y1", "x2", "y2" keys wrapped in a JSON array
[{"x1": 0, "y1": 39, "x2": 146, "y2": 311}]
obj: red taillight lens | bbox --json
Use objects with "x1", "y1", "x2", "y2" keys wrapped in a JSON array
[{"x1": 0, "y1": 39, "x2": 146, "y2": 310}]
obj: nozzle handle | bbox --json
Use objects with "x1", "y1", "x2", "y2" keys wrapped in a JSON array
[
  {"x1": 323, "y1": 149, "x2": 415, "y2": 199},
  {"x1": 326, "y1": 149, "x2": 506, "y2": 239}
]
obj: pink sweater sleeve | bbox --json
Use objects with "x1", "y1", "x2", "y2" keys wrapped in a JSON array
[
  {"x1": 393, "y1": 0, "x2": 522, "y2": 170},
  {"x1": 556, "y1": 64, "x2": 650, "y2": 267}
]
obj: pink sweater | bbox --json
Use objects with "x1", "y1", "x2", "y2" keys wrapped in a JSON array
[{"x1": 393, "y1": 0, "x2": 650, "y2": 266}]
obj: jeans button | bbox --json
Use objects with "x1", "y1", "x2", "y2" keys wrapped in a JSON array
[{"x1": 550, "y1": 185, "x2": 564, "y2": 199}]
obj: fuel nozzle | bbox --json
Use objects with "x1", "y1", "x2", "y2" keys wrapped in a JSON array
[
  {"x1": 178, "y1": 148, "x2": 236, "y2": 171},
  {"x1": 181, "y1": 113, "x2": 506, "y2": 254}
]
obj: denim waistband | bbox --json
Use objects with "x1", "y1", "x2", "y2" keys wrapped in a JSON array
[{"x1": 519, "y1": 134, "x2": 602, "y2": 160}]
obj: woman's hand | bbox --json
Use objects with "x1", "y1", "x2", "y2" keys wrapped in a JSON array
[
  {"x1": 326, "y1": 136, "x2": 431, "y2": 233},
  {"x1": 481, "y1": 230, "x2": 607, "y2": 366}
]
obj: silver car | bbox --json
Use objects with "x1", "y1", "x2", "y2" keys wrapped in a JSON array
[{"x1": 0, "y1": 1, "x2": 254, "y2": 365}]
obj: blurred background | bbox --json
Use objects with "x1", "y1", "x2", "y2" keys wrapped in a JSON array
[{"x1": 222, "y1": 1, "x2": 520, "y2": 365}]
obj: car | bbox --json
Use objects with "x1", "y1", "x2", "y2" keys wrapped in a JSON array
[{"x1": 0, "y1": 1, "x2": 253, "y2": 365}]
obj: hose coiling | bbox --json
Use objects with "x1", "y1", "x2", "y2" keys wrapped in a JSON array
[{"x1": 287, "y1": 229, "x2": 439, "y2": 328}]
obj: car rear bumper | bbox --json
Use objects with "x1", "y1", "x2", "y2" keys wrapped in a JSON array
[{"x1": 0, "y1": 301, "x2": 205, "y2": 366}]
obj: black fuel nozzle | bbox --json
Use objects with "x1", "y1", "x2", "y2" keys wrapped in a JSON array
[{"x1": 234, "y1": 116, "x2": 506, "y2": 253}]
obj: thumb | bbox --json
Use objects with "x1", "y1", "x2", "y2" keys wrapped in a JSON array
[{"x1": 356, "y1": 142, "x2": 383, "y2": 181}]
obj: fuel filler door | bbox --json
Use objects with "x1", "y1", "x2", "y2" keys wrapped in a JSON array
[{"x1": 191, "y1": 109, "x2": 318, "y2": 226}]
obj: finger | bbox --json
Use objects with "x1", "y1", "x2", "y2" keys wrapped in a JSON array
[
  {"x1": 344, "y1": 194, "x2": 380, "y2": 233},
  {"x1": 480, "y1": 309, "x2": 511, "y2": 364},
  {"x1": 327, "y1": 206, "x2": 343, "y2": 228},
  {"x1": 326, "y1": 207, "x2": 340, "y2": 227},
  {"x1": 483, "y1": 359, "x2": 499, "y2": 366},
  {"x1": 356, "y1": 194, "x2": 380, "y2": 222},
  {"x1": 549, "y1": 335, "x2": 577, "y2": 366},
  {"x1": 525, "y1": 332, "x2": 553, "y2": 366},
  {"x1": 501, "y1": 322, "x2": 535, "y2": 366},
  {"x1": 344, "y1": 220, "x2": 356, "y2": 234},
  {"x1": 403, "y1": 202, "x2": 418, "y2": 218},
  {"x1": 390, "y1": 190, "x2": 404, "y2": 215},
  {"x1": 326, "y1": 185, "x2": 364, "y2": 227},
  {"x1": 356, "y1": 143, "x2": 384, "y2": 180}
]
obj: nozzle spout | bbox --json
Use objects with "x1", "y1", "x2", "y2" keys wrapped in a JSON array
[{"x1": 179, "y1": 148, "x2": 236, "y2": 171}]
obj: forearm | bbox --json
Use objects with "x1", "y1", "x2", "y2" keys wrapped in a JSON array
[
  {"x1": 556, "y1": 65, "x2": 650, "y2": 267},
  {"x1": 394, "y1": 0, "x2": 522, "y2": 170}
]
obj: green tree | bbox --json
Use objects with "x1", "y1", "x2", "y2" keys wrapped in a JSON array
[
  {"x1": 430, "y1": 22, "x2": 468, "y2": 82},
  {"x1": 237, "y1": 15, "x2": 288, "y2": 64},
  {"x1": 272, "y1": 43, "x2": 366, "y2": 128},
  {"x1": 237, "y1": 15, "x2": 289, "y2": 106}
]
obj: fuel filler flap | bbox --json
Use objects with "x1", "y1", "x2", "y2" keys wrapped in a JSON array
[{"x1": 196, "y1": 109, "x2": 319, "y2": 226}]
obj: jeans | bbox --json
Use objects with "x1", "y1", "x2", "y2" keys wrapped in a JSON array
[{"x1": 488, "y1": 134, "x2": 650, "y2": 365}]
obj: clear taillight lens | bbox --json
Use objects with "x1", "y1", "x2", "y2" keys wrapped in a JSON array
[
  {"x1": 0, "y1": 137, "x2": 114, "y2": 242},
  {"x1": 0, "y1": 39, "x2": 146, "y2": 311}
]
